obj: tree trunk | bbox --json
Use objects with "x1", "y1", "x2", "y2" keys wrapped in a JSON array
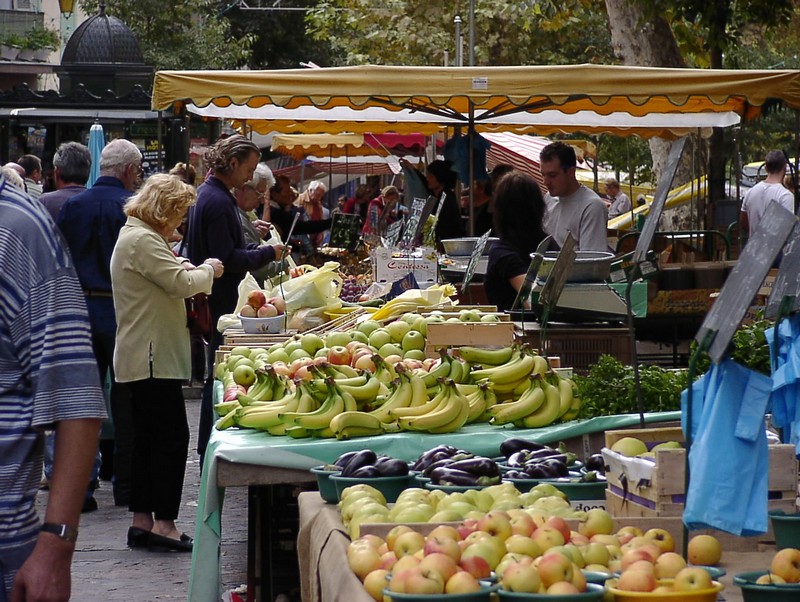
[{"x1": 604, "y1": 0, "x2": 704, "y2": 231}]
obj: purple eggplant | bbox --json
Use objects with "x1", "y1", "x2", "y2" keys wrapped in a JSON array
[
  {"x1": 411, "y1": 444, "x2": 458, "y2": 471},
  {"x1": 374, "y1": 458, "x2": 410, "y2": 477},
  {"x1": 585, "y1": 453, "x2": 606, "y2": 473},
  {"x1": 430, "y1": 467, "x2": 481, "y2": 486},
  {"x1": 333, "y1": 450, "x2": 361, "y2": 469},
  {"x1": 340, "y1": 449, "x2": 378, "y2": 477},
  {"x1": 349, "y1": 465, "x2": 381, "y2": 478},
  {"x1": 499, "y1": 437, "x2": 548, "y2": 458},
  {"x1": 447, "y1": 456, "x2": 501, "y2": 478}
]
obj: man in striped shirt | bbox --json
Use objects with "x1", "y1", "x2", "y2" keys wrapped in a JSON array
[{"x1": 0, "y1": 175, "x2": 107, "y2": 600}]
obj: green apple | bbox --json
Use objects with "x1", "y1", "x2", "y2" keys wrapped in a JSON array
[
  {"x1": 610, "y1": 436, "x2": 648, "y2": 457},
  {"x1": 357, "y1": 319, "x2": 381, "y2": 337},
  {"x1": 480, "y1": 314, "x2": 501, "y2": 322},
  {"x1": 401, "y1": 312, "x2": 418, "y2": 325},
  {"x1": 314, "y1": 348, "x2": 329, "y2": 358},
  {"x1": 325, "y1": 331, "x2": 352, "y2": 348},
  {"x1": 411, "y1": 316, "x2": 428, "y2": 336},
  {"x1": 232, "y1": 364, "x2": 256, "y2": 387},
  {"x1": 288, "y1": 348, "x2": 311, "y2": 363},
  {"x1": 229, "y1": 346, "x2": 252, "y2": 358},
  {"x1": 424, "y1": 314, "x2": 445, "y2": 324},
  {"x1": 267, "y1": 348, "x2": 290, "y2": 364},
  {"x1": 283, "y1": 340, "x2": 304, "y2": 356},
  {"x1": 401, "y1": 330, "x2": 426, "y2": 352},
  {"x1": 428, "y1": 509, "x2": 466, "y2": 523},
  {"x1": 386, "y1": 320, "x2": 412, "y2": 343},
  {"x1": 350, "y1": 330, "x2": 369, "y2": 344},
  {"x1": 459, "y1": 309, "x2": 481, "y2": 322},
  {"x1": 404, "y1": 348, "x2": 427, "y2": 361},
  {"x1": 368, "y1": 328, "x2": 392, "y2": 349},
  {"x1": 300, "y1": 333, "x2": 324, "y2": 356},
  {"x1": 446, "y1": 317, "x2": 462, "y2": 323},
  {"x1": 378, "y1": 343, "x2": 404, "y2": 359}
]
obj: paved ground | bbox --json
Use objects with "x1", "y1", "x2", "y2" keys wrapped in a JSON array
[{"x1": 35, "y1": 387, "x2": 250, "y2": 602}]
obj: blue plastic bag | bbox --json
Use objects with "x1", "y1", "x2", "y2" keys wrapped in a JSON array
[
  {"x1": 681, "y1": 358, "x2": 773, "y2": 536},
  {"x1": 767, "y1": 314, "x2": 800, "y2": 452}
]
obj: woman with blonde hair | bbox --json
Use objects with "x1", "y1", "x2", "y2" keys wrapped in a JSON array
[{"x1": 111, "y1": 174, "x2": 224, "y2": 551}]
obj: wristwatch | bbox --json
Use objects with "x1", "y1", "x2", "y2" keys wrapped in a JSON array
[{"x1": 40, "y1": 522, "x2": 78, "y2": 543}]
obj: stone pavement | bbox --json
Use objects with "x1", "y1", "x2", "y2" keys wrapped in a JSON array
[{"x1": 35, "y1": 387, "x2": 250, "y2": 602}]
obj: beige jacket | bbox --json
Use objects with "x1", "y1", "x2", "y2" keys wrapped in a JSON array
[{"x1": 111, "y1": 216, "x2": 214, "y2": 382}]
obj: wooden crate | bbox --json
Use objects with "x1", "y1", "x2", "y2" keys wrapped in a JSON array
[
  {"x1": 604, "y1": 427, "x2": 798, "y2": 518},
  {"x1": 516, "y1": 325, "x2": 631, "y2": 375},
  {"x1": 424, "y1": 321, "x2": 515, "y2": 358}
]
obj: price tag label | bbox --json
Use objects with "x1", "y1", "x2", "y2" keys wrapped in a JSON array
[
  {"x1": 539, "y1": 233, "x2": 576, "y2": 308},
  {"x1": 766, "y1": 221, "x2": 800, "y2": 318},
  {"x1": 328, "y1": 212, "x2": 362, "y2": 251},
  {"x1": 634, "y1": 137, "x2": 688, "y2": 264},
  {"x1": 382, "y1": 219, "x2": 403, "y2": 248},
  {"x1": 512, "y1": 236, "x2": 552, "y2": 310},
  {"x1": 699, "y1": 202, "x2": 797, "y2": 363},
  {"x1": 461, "y1": 229, "x2": 492, "y2": 292}
]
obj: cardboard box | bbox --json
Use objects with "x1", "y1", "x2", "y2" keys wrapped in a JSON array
[
  {"x1": 603, "y1": 427, "x2": 798, "y2": 518},
  {"x1": 372, "y1": 247, "x2": 438, "y2": 284},
  {"x1": 424, "y1": 321, "x2": 515, "y2": 357}
]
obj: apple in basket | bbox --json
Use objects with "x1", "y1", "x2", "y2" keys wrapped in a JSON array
[{"x1": 267, "y1": 296, "x2": 286, "y2": 315}]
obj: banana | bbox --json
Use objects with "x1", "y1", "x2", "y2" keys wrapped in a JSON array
[
  {"x1": 554, "y1": 375, "x2": 573, "y2": 418},
  {"x1": 214, "y1": 400, "x2": 241, "y2": 416},
  {"x1": 337, "y1": 424, "x2": 386, "y2": 439},
  {"x1": 368, "y1": 373, "x2": 413, "y2": 423},
  {"x1": 372, "y1": 355, "x2": 398, "y2": 385},
  {"x1": 493, "y1": 375, "x2": 532, "y2": 395},
  {"x1": 532, "y1": 355, "x2": 549, "y2": 377},
  {"x1": 281, "y1": 379, "x2": 346, "y2": 430},
  {"x1": 427, "y1": 395, "x2": 470, "y2": 434},
  {"x1": 455, "y1": 383, "x2": 480, "y2": 396},
  {"x1": 266, "y1": 422, "x2": 288, "y2": 436},
  {"x1": 457, "y1": 345, "x2": 514, "y2": 366},
  {"x1": 408, "y1": 372, "x2": 429, "y2": 407},
  {"x1": 234, "y1": 385, "x2": 315, "y2": 430},
  {"x1": 330, "y1": 411, "x2": 385, "y2": 438},
  {"x1": 327, "y1": 363, "x2": 360, "y2": 379},
  {"x1": 399, "y1": 385, "x2": 469, "y2": 432},
  {"x1": 447, "y1": 357, "x2": 465, "y2": 383},
  {"x1": 215, "y1": 408, "x2": 239, "y2": 430},
  {"x1": 421, "y1": 352, "x2": 452, "y2": 388},
  {"x1": 560, "y1": 395, "x2": 582, "y2": 422},
  {"x1": 311, "y1": 426, "x2": 336, "y2": 438},
  {"x1": 339, "y1": 375, "x2": 382, "y2": 405},
  {"x1": 489, "y1": 378, "x2": 546, "y2": 425},
  {"x1": 286, "y1": 425, "x2": 311, "y2": 438},
  {"x1": 516, "y1": 381, "x2": 563, "y2": 428},
  {"x1": 341, "y1": 388, "x2": 358, "y2": 413},
  {"x1": 469, "y1": 351, "x2": 536, "y2": 386},
  {"x1": 465, "y1": 381, "x2": 494, "y2": 424},
  {"x1": 391, "y1": 378, "x2": 453, "y2": 419}
]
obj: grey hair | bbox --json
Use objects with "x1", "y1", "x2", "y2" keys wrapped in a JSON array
[
  {"x1": 1, "y1": 165, "x2": 25, "y2": 190},
  {"x1": 100, "y1": 139, "x2": 142, "y2": 178},
  {"x1": 605, "y1": 177, "x2": 620, "y2": 188},
  {"x1": 54, "y1": 142, "x2": 91, "y2": 185},
  {"x1": 307, "y1": 180, "x2": 328, "y2": 195},
  {"x1": 248, "y1": 162, "x2": 275, "y2": 189},
  {"x1": 204, "y1": 135, "x2": 260, "y2": 175}
]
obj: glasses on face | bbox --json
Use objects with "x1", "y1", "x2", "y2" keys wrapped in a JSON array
[{"x1": 245, "y1": 186, "x2": 268, "y2": 200}]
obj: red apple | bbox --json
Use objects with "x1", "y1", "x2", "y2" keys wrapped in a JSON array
[
  {"x1": 501, "y1": 561, "x2": 542, "y2": 593},
  {"x1": 445, "y1": 570, "x2": 482, "y2": 594},
  {"x1": 418, "y1": 552, "x2": 458, "y2": 583},
  {"x1": 545, "y1": 516, "x2": 571, "y2": 543},
  {"x1": 537, "y1": 551, "x2": 574, "y2": 588},
  {"x1": 458, "y1": 554, "x2": 492, "y2": 580},
  {"x1": 771, "y1": 547, "x2": 800, "y2": 583},
  {"x1": 616, "y1": 569, "x2": 657, "y2": 592},
  {"x1": 266, "y1": 296, "x2": 286, "y2": 315},
  {"x1": 247, "y1": 290, "x2": 266, "y2": 309},
  {"x1": 326, "y1": 345, "x2": 352, "y2": 366},
  {"x1": 547, "y1": 581, "x2": 580, "y2": 594},
  {"x1": 363, "y1": 569, "x2": 389, "y2": 601}
]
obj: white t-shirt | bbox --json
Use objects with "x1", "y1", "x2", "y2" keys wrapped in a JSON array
[
  {"x1": 741, "y1": 181, "x2": 794, "y2": 236},
  {"x1": 544, "y1": 184, "x2": 609, "y2": 251},
  {"x1": 608, "y1": 192, "x2": 632, "y2": 219}
]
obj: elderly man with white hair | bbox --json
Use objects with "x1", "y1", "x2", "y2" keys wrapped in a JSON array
[
  {"x1": 294, "y1": 179, "x2": 330, "y2": 255},
  {"x1": 57, "y1": 138, "x2": 143, "y2": 511}
]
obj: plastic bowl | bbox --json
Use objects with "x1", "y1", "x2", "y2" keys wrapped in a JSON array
[
  {"x1": 769, "y1": 510, "x2": 800, "y2": 550},
  {"x1": 330, "y1": 473, "x2": 412, "y2": 503},
  {"x1": 581, "y1": 569, "x2": 613, "y2": 585},
  {"x1": 383, "y1": 584, "x2": 496, "y2": 602},
  {"x1": 239, "y1": 313, "x2": 286, "y2": 334},
  {"x1": 733, "y1": 571, "x2": 800, "y2": 601},
  {"x1": 691, "y1": 565, "x2": 726, "y2": 580},
  {"x1": 500, "y1": 477, "x2": 540, "y2": 493},
  {"x1": 309, "y1": 465, "x2": 340, "y2": 504},
  {"x1": 497, "y1": 582, "x2": 605, "y2": 601},
  {"x1": 605, "y1": 579, "x2": 723, "y2": 602}
]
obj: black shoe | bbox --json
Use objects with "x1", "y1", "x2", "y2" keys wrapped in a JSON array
[
  {"x1": 81, "y1": 497, "x2": 98, "y2": 513},
  {"x1": 127, "y1": 527, "x2": 150, "y2": 548},
  {"x1": 147, "y1": 532, "x2": 193, "y2": 553}
]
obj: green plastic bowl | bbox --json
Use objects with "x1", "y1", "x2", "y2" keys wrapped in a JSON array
[
  {"x1": 497, "y1": 582, "x2": 604, "y2": 601},
  {"x1": 309, "y1": 465, "x2": 340, "y2": 504},
  {"x1": 690, "y1": 565, "x2": 726, "y2": 579},
  {"x1": 581, "y1": 569, "x2": 613, "y2": 585},
  {"x1": 769, "y1": 510, "x2": 800, "y2": 550},
  {"x1": 330, "y1": 473, "x2": 412, "y2": 503},
  {"x1": 423, "y1": 482, "x2": 487, "y2": 493},
  {"x1": 384, "y1": 584, "x2": 495, "y2": 602},
  {"x1": 734, "y1": 571, "x2": 800, "y2": 601}
]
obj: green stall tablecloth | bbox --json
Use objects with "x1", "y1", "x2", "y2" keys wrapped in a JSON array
[{"x1": 188, "y1": 381, "x2": 679, "y2": 601}]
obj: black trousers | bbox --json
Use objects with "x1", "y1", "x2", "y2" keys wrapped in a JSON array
[
  {"x1": 198, "y1": 327, "x2": 223, "y2": 464},
  {"x1": 92, "y1": 331, "x2": 133, "y2": 504},
  {"x1": 128, "y1": 378, "x2": 189, "y2": 521}
]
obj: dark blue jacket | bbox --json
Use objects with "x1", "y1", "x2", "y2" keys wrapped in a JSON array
[
  {"x1": 57, "y1": 176, "x2": 130, "y2": 335},
  {"x1": 187, "y1": 176, "x2": 277, "y2": 319}
]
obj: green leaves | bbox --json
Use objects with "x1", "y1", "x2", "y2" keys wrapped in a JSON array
[{"x1": 575, "y1": 355, "x2": 688, "y2": 418}]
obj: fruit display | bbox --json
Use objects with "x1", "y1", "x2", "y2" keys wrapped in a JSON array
[
  {"x1": 733, "y1": 546, "x2": 800, "y2": 593},
  {"x1": 340, "y1": 274, "x2": 371, "y2": 303},
  {"x1": 500, "y1": 440, "x2": 582, "y2": 480},
  {"x1": 213, "y1": 306, "x2": 582, "y2": 438},
  {"x1": 239, "y1": 289, "x2": 286, "y2": 318}
]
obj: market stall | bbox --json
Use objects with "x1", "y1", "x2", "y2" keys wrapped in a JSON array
[{"x1": 191, "y1": 409, "x2": 682, "y2": 602}]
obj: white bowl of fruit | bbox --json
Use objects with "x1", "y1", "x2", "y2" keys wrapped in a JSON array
[{"x1": 239, "y1": 291, "x2": 287, "y2": 333}]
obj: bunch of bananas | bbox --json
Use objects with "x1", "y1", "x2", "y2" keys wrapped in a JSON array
[{"x1": 369, "y1": 283, "x2": 457, "y2": 322}]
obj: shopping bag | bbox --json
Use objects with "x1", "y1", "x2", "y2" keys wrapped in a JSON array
[
  {"x1": 682, "y1": 358, "x2": 773, "y2": 536},
  {"x1": 185, "y1": 293, "x2": 212, "y2": 338}
]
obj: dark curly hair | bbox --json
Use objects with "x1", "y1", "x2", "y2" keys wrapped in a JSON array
[{"x1": 204, "y1": 135, "x2": 260, "y2": 175}]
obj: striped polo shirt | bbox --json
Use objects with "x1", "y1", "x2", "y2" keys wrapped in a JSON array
[{"x1": 0, "y1": 176, "x2": 106, "y2": 553}]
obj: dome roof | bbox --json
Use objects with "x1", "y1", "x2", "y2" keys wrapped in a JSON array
[{"x1": 61, "y1": 6, "x2": 145, "y2": 66}]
